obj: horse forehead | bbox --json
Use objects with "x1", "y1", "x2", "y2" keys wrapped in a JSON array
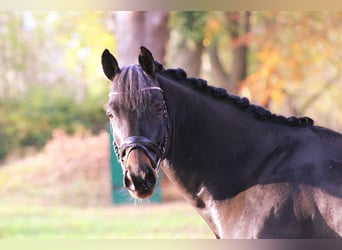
[
  {"x1": 111, "y1": 65, "x2": 151, "y2": 88},
  {"x1": 108, "y1": 64, "x2": 163, "y2": 112}
]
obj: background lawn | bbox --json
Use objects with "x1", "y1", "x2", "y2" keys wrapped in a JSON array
[
  {"x1": 0, "y1": 202, "x2": 213, "y2": 239},
  {"x1": 0, "y1": 132, "x2": 213, "y2": 239}
]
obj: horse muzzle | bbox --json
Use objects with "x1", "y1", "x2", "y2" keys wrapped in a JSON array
[
  {"x1": 123, "y1": 148, "x2": 157, "y2": 199},
  {"x1": 112, "y1": 135, "x2": 167, "y2": 199}
]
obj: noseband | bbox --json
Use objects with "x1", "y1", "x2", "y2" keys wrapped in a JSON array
[{"x1": 110, "y1": 87, "x2": 170, "y2": 172}]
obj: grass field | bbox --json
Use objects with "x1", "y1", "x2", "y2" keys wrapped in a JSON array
[
  {"x1": 0, "y1": 132, "x2": 213, "y2": 239},
  {"x1": 0, "y1": 202, "x2": 213, "y2": 239}
]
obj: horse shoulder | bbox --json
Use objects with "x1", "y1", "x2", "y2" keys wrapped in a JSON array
[
  {"x1": 215, "y1": 183, "x2": 295, "y2": 238},
  {"x1": 312, "y1": 187, "x2": 342, "y2": 236},
  {"x1": 211, "y1": 183, "x2": 341, "y2": 238}
]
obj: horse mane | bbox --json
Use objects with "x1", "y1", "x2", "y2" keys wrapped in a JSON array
[{"x1": 155, "y1": 62, "x2": 314, "y2": 127}]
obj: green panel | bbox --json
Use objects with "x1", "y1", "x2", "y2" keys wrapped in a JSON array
[
  {"x1": 108, "y1": 124, "x2": 123, "y2": 187},
  {"x1": 108, "y1": 124, "x2": 161, "y2": 204}
]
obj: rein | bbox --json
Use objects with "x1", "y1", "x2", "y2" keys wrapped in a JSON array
[{"x1": 109, "y1": 86, "x2": 170, "y2": 173}]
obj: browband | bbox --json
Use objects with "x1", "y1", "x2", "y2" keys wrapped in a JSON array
[{"x1": 108, "y1": 86, "x2": 163, "y2": 97}]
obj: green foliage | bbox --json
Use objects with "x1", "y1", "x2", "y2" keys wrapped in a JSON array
[
  {"x1": 0, "y1": 123, "x2": 12, "y2": 160},
  {"x1": 170, "y1": 12, "x2": 208, "y2": 44},
  {"x1": 243, "y1": 12, "x2": 342, "y2": 130},
  {"x1": 0, "y1": 12, "x2": 114, "y2": 161},
  {"x1": 0, "y1": 87, "x2": 107, "y2": 161}
]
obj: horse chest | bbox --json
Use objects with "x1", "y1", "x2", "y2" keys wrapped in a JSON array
[
  {"x1": 197, "y1": 183, "x2": 310, "y2": 238},
  {"x1": 201, "y1": 196, "x2": 283, "y2": 238},
  {"x1": 195, "y1": 185, "x2": 274, "y2": 238}
]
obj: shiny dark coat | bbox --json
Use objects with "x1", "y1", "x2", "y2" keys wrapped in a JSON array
[
  {"x1": 157, "y1": 70, "x2": 342, "y2": 238},
  {"x1": 102, "y1": 47, "x2": 342, "y2": 239}
]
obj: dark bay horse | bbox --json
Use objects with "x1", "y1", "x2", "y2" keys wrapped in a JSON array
[{"x1": 101, "y1": 47, "x2": 342, "y2": 238}]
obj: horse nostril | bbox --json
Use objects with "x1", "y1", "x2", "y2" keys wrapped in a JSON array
[
  {"x1": 124, "y1": 171, "x2": 135, "y2": 191},
  {"x1": 124, "y1": 167, "x2": 156, "y2": 194},
  {"x1": 146, "y1": 168, "x2": 156, "y2": 187}
]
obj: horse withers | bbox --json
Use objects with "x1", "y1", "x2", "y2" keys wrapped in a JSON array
[{"x1": 101, "y1": 47, "x2": 342, "y2": 238}]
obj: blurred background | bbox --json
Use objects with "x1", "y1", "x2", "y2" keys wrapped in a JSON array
[{"x1": 0, "y1": 11, "x2": 342, "y2": 238}]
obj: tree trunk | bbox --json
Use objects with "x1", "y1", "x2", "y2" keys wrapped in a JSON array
[
  {"x1": 208, "y1": 11, "x2": 251, "y2": 94},
  {"x1": 227, "y1": 11, "x2": 250, "y2": 86},
  {"x1": 169, "y1": 38, "x2": 204, "y2": 78},
  {"x1": 111, "y1": 11, "x2": 169, "y2": 65},
  {"x1": 207, "y1": 42, "x2": 230, "y2": 89}
]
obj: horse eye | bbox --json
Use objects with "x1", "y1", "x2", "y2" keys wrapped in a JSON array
[
  {"x1": 155, "y1": 104, "x2": 164, "y2": 114},
  {"x1": 121, "y1": 150, "x2": 127, "y2": 159},
  {"x1": 106, "y1": 111, "x2": 114, "y2": 119}
]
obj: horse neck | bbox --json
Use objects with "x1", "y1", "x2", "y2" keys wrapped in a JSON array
[
  {"x1": 158, "y1": 74, "x2": 290, "y2": 198},
  {"x1": 164, "y1": 80, "x2": 261, "y2": 164}
]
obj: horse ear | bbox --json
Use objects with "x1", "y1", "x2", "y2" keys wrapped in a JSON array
[
  {"x1": 101, "y1": 49, "x2": 120, "y2": 81},
  {"x1": 139, "y1": 46, "x2": 156, "y2": 76}
]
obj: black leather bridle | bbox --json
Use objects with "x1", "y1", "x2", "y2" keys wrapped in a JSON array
[{"x1": 109, "y1": 87, "x2": 170, "y2": 172}]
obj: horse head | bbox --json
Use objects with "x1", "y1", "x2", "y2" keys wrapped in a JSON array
[{"x1": 101, "y1": 47, "x2": 169, "y2": 199}]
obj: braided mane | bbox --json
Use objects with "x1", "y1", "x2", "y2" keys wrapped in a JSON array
[{"x1": 156, "y1": 63, "x2": 314, "y2": 127}]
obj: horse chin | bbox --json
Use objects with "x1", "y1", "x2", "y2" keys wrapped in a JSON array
[{"x1": 128, "y1": 188, "x2": 155, "y2": 200}]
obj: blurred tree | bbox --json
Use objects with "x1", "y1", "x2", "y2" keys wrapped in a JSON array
[
  {"x1": 55, "y1": 12, "x2": 115, "y2": 102},
  {"x1": 168, "y1": 11, "x2": 251, "y2": 93},
  {"x1": 0, "y1": 12, "x2": 115, "y2": 161},
  {"x1": 168, "y1": 12, "x2": 208, "y2": 77},
  {"x1": 241, "y1": 12, "x2": 342, "y2": 130},
  {"x1": 1, "y1": 11, "x2": 342, "y2": 161},
  {"x1": 208, "y1": 11, "x2": 251, "y2": 92},
  {"x1": 0, "y1": 12, "x2": 28, "y2": 98},
  {"x1": 109, "y1": 11, "x2": 169, "y2": 65},
  {"x1": 104, "y1": 11, "x2": 251, "y2": 93},
  {"x1": 0, "y1": 12, "x2": 114, "y2": 100}
]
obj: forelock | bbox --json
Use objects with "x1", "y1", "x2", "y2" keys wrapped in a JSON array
[{"x1": 109, "y1": 65, "x2": 157, "y2": 110}]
